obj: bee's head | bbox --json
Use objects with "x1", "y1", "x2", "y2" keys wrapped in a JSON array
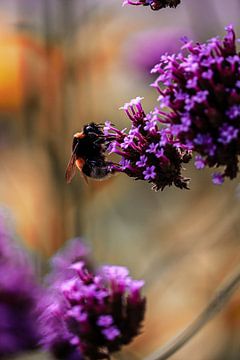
[{"x1": 83, "y1": 123, "x2": 103, "y2": 137}]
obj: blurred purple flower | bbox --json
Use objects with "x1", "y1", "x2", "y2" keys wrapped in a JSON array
[
  {"x1": 0, "y1": 264, "x2": 41, "y2": 358},
  {"x1": 45, "y1": 238, "x2": 92, "y2": 287},
  {"x1": 40, "y1": 240, "x2": 146, "y2": 360},
  {"x1": 39, "y1": 291, "x2": 82, "y2": 360},
  {"x1": 152, "y1": 25, "x2": 240, "y2": 184},
  {"x1": 0, "y1": 209, "x2": 41, "y2": 358},
  {"x1": 40, "y1": 239, "x2": 92, "y2": 359},
  {"x1": 104, "y1": 97, "x2": 191, "y2": 191},
  {"x1": 122, "y1": 0, "x2": 181, "y2": 11},
  {"x1": 125, "y1": 28, "x2": 191, "y2": 75},
  {"x1": 194, "y1": 155, "x2": 206, "y2": 170},
  {"x1": 212, "y1": 173, "x2": 224, "y2": 185}
]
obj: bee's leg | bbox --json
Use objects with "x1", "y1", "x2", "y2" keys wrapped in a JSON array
[{"x1": 93, "y1": 137, "x2": 106, "y2": 145}]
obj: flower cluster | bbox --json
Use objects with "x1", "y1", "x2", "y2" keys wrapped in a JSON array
[
  {"x1": 104, "y1": 97, "x2": 191, "y2": 191},
  {"x1": 0, "y1": 210, "x2": 41, "y2": 358},
  {"x1": 40, "y1": 240, "x2": 146, "y2": 360},
  {"x1": 152, "y1": 25, "x2": 240, "y2": 184},
  {"x1": 122, "y1": 0, "x2": 181, "y2": 11}
]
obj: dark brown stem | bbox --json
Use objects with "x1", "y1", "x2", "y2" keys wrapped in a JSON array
[{"x1": 144, "y1": 266, "x2": 240, "y2": 360}]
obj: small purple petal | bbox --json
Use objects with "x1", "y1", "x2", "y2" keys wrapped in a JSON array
[
  {"x1": 212, "y1": 173, "x2": 224, "y2": 185},
  {"x1": 97, "y1": 315, "x2": 113, "y2": 328},
  {"x1": 146, "y1": 142, "x2": 159, "y2": 154},
  {"x1": 102, "y1": 326, "x2": 120, "y2": 341},
  {"x1": 143, "y1": 166, "x2": 156, "y2": 180},
  {"x1": 194, "y1": 155, "x2": 205, "y2": 169},
  {"x1": 136, "y1": 155, "x2": 148, "y2": 168}
]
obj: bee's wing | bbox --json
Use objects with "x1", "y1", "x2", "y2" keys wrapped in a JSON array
[
  {"x1": 75, "y1": 158, "x2": 89, "y2": 184},
  {"x1": 65, "y1": 152, "x2": 77, "y2": 183}
]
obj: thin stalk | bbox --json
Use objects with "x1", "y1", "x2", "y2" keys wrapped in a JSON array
[{"x1": 144, "y1": 265, "x2": 240, "y2": 360}]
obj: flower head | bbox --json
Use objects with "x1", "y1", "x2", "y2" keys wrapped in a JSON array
[
  {"x1": 122, "y1": 0, "x2": 181, "y2": 11},
  {"x1": 152, "y1": 25, "x2": 240, "y2": 183},
  {"x1": 40, "y1": 241, "x2": 146, "y2": 360},
  {"x1": 105, "y1": 97, "x2": 191, "y2": 191}
]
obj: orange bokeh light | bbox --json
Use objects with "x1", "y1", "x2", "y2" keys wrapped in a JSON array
[{"x1": 0, "y1": 34, "x2": 24, "y2": 111}]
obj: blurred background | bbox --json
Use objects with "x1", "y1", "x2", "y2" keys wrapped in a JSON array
[{"x1": 1, "y1": 0, "x2": 240, "y2": 359}]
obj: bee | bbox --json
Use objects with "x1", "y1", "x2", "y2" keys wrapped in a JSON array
[{"x1": 65, "y1": 122, "x2": 112, "y2": 184}]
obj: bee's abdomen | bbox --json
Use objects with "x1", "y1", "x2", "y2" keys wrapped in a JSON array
[{"x1": 82, "y1": 159, "x2": 111, "y2": 179}]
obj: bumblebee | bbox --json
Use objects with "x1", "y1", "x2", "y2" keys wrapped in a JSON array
[{"x1": 65, "y1": 123, "x2": 112, "y2": 184}]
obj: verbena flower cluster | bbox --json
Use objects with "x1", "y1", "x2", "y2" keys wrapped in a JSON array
[
  {"x1": 0, "y1": 210, "x2": 40, "y2": 358},
  {"x1": 122, "y1": 0, "x2": 181, "y2": 11},
  {"x1": 104, "y1": 97, "x2": 191, "y2": 191},
  {"x1": 152, "y1": 25, "x2": 240, "y2": 184},
  {"x1": 102, "y1": 26, "x2": 240, "y2": 187},
  {"x1": 0, "y1": 217, "x2": 146, "y2": 360},
  {"x1": 40, "y1": 239, "x2": 146, "y2": 360}
]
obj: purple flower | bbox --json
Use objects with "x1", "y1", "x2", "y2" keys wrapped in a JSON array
[
  {"x1": 104, "y1": 98, "x2": 191, "y2": 191},
  {"x1": 136, "y1": 155, "x2": 148, "y2": 168},
  {"x1": 0, "y1": 267, "x2": 41, "y2": 357},
  {"x1": 119, "y1": 158, "x2": 132, "y2": 170},
  {"x1": 119, "y1": 96, "x2": 145, "y2": 123},
  {"x1": 40, "y1": 241, "x2": 146, "y2": 360},
  {"x1": 194, "y1": 155, "x2": 205, "y2": 170},
  {"x1": 218, "y1": 124, "x2": 238, "y2": 144},
  {"x1": 143, "y1": 166, "x2": 156, "y2": 180},
  {"x1": 97, "y1": 315, "x2": 113, "y2": 327},
  {"x1": 146, "y1": 143, "x2": 159, "y2": 154},
  {"x1": 193, "y1": 90, "x2": 208, "y2": 104},
  {"x1": 186, "y1": 77, "x2": 198, "y2": 89},
  {"x1": 39, "y1": 293, "x2": 82, "y2": 360},
  {"x1": 102, "y1": 326, "x2": 120, "y2": 341},
  {"x1": 122, "y1": 0, "x2": 181, "y2": 11},
  {"x1": 103, "y1": 120, "x2": 113, "y2": 136},
  {"x1": 155, "y1": 148, "x2": 164, "y2": 158},
  {"x1": 226, "y1": 105, "x2": 240, "y2": 120},
  {"x1": 153, "y1": 25, "x2": 240, "y2": 183},
  {"x1": 212, "y1": 173, "x2": 224, "y2": 185},
  {"x1": 144, "y1": 118, "x2": 158, "y2": 133},
  {"x1": 202, "y1": 69, "x2": 213, "y2": 80},
  {"x1": 0, "y1": 210, "x2": 41, "y2": 358}
]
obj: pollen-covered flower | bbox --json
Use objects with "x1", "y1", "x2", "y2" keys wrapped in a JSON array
[
  {"x1": 40, "y1": 240, "x2": 146, "y2": 360},
  {"x1": 122, "y1": 0, "x2": 181, "y2": 11},
  {"x1": 0, "y1": 209, "x2": 41, "y2": 358},
  {"x1": 104, "y1": 97, "x2": 191, "y2": 191},
  {"x1": 152, "y1": 25, "x2": 240, "y2": 184}
]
